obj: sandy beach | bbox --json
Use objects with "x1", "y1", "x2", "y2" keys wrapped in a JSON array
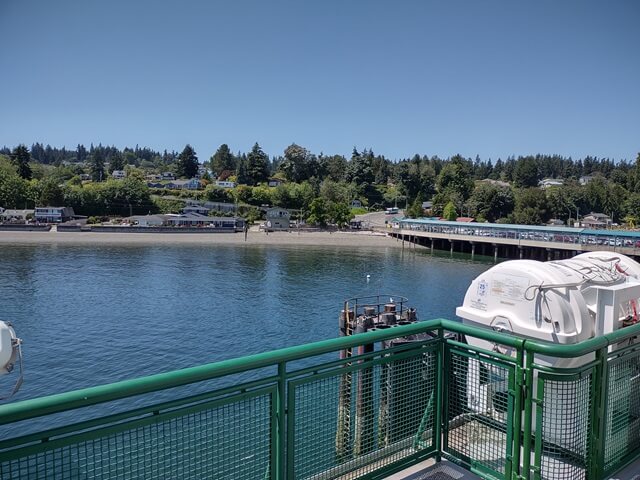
[{"x1": 0, "y1": 228, "x2": 401, "y2": 248}]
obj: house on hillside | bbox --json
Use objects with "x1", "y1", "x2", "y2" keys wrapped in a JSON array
[
  {"x1": 167, "y1": 178, "x2": 201, "y2": 190},
  {"x1": 111, "y1": 170, "x2": 126, "y2": 179},
  {"x1": 422, "y1": 201, "x2": 434, "y2": 214},
  {"x1": 196, "y1": 165, "x2": 208, "y2": 178},
  {"x1": 162, "y1": 172, "x2": 176, "y2": 180},
  {"x1": 264, "y1": 207, "x2": 290, "y2": 231},
  {"x1": 268, "y1": 178, "x2": 285, "y2": 187},
  {"x1": 350, "y1": 199, "x2": 362, "y2": 208},
  {"x1": 539, "y1": 178, "x2": 564, "y2": 189},
  {"x1": 182, "y1": 205, "x2": 210, "y2": 215},
  {"x1": 215, "y1": 180, "x2": 236, "y2": 188},
  {"x1": 35, "y1": 207, "x2": 75, "y2": 223},
  {"x1": 581, "y1": 213, "x2": 612, "y2": 229},
  {"x1": 579, "y1": 175, "x2": 594, "y2": 185}
]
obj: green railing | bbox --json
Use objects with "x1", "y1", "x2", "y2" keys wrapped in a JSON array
[{"x1": 1, "y1": 319, "x2": 639, "y2": 479}]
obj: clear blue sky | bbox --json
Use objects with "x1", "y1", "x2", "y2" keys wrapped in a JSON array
[{"x1": 1, "y1": 0, "x2": 638, "y2": 162}]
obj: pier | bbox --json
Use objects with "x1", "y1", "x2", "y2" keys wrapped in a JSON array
[{"x1": 385, "y1": 218, "x2": 640, "y2": 261}]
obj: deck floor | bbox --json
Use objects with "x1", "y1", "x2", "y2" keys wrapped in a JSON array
[
  {"x1": 386, "y1": 457, "x2": 640, "y2": 480},
  {"x1": 385, "y1": 459, "x2": 480, "y2": 480}
]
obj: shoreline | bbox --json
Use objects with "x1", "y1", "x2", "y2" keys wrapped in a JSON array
[{"x1": 0, "y1": 229, "x2": 401, "y2": 248}]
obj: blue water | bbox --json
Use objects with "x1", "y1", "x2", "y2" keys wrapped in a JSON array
[{"x1": 0, "y1": 244, "x2": 490, "y2": 403}]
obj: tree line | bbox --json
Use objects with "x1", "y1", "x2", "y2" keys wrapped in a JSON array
[{"x1": 2, "y1": 141, "x2": 640, "y2": 227}]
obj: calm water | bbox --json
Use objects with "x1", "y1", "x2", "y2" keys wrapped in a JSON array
[{"x1": 0, "y1": 244, "x2": 491, "y2": 403}]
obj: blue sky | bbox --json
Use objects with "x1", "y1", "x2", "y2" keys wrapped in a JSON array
[{"x1": 1, "y1": 1, "x2": 638, "y2": 162}]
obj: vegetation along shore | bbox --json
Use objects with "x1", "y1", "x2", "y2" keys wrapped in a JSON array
[{"x1": 2, "y1": 142, "x2": 640, "y2": 229}]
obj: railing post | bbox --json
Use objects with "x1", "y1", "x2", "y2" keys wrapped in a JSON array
[
  {"x1": 276, "y1": 362, "x2": 286, "y2": 480},
  {"x1": 521, "y1": 350, "x2": 535, "y2": 480},
  {"x1": 589, "y1": 347, "x2": 609, "y2": 480},
  {"x1": 434, "y1": 328, "x2": 445, "y2": 461},
  {"x1": 511, "y1": 348, "x2": 525, "y2": 479}
]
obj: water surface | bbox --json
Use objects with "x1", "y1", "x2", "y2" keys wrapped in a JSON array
[{"x1": 0, "y1": 244, "x2": 491, "y2": 402}]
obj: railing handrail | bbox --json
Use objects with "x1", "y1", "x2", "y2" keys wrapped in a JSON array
[{"x1": 3, "y1": 317, "x2": 640, "y2": 427}]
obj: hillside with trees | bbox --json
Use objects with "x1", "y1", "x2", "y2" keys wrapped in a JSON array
[{"x1": 1, "y1": 142, "x2": 639, "y2": 227}]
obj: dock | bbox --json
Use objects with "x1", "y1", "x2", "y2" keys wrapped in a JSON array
[{"x1": 384, "y1": 218, "x2": 640, "y2": 261}]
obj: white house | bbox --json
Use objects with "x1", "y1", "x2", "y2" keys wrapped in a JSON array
[
  {"x1": 1, "y1": 209, "x2": 34, "y2": 223},
  {"x1": 539, "y1": 178, "x2": 564, "y2": 189},
  {"x1": 579, "y1": 175, "x2": 594, "y2": 185},
  {"x1": 111, "y1": 170, "x2": 126, "y2": 179},
  {"x1": 264, "y1": 207, "x2": 291, "y2": 231},
  {"x1": 34, "y1": 207, "x2": 75, "y2": 223},
  {"x1": 162, "y1": 172, "x2": 176, "y2": 180},
  {"x1": 215, "y1": 180, "x2": 236, "y2": 189}
]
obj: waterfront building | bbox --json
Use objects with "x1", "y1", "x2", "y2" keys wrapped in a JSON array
[
  {"x1": 581, "y1": 212, "x2": 612, "y2": 229},
  {"x1": 265, "y1": 207, "x2": 291, "y2": 231},
  {"x1": 0, "y1": 208, "x2": 34, "y2": 223},
  {"x1": 34, "y1": 206, "x2": 75, "y2": 223}
]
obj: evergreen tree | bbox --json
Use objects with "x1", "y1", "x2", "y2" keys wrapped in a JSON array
[
  {"x1": 345, "y1": 147, "x2": 374, "y2": 185},
  {"x1": 11, "y1": 145, "x2": 32, "y2": 180},
  {"x1": 246, "y1": 143, "x2": 269, "y2": 185},
  {"x1": 443, "y1": 201, "x2": 458, "y2": 221},
  {"x1": 108, "y1": 151, "x2": 125, "y2": 173},
  {"x1": 513, "y1": 157, "x2": 540, "y2": 187},
  {"x1": 176, "y1": 145, "x2": 199, "y2": 178},
  {"x1": 236, "y1": 154, "x2": 249, "y2": 185},
  {"x1": 90, "y1": 150, "x2": 105, "y2": 182},
  {"x1": 210, "y1": 144, "x2": 236, "y2": 176}
]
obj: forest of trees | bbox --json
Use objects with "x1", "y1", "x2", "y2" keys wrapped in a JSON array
[{"x1": 1, "y1": 141, "x2": 640, "y2": 227}]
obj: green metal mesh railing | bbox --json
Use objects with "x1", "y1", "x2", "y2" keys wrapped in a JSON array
[
  {"x1": 1, "y1": 319, "x2": 640, "y2": 480},
  {"x1": 603, "y1": 345, "x2": 640, "y2": 476},
  {"x1": 535, "y1": 371, "x2": 593, "y2": 480},
  {"x1": 0, "y1": 385, "x2": 275, "y2": 480},
  {"x1": 443, "y1": 346, "x2": 514, "y2": 478},
  {"x1": 288, "y1": 345, "x2": 437, "y2": 479}
]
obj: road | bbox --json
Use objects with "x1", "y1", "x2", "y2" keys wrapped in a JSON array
[{"x1": 354, "y1": 210, "x2": 404, "y2": 228}]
